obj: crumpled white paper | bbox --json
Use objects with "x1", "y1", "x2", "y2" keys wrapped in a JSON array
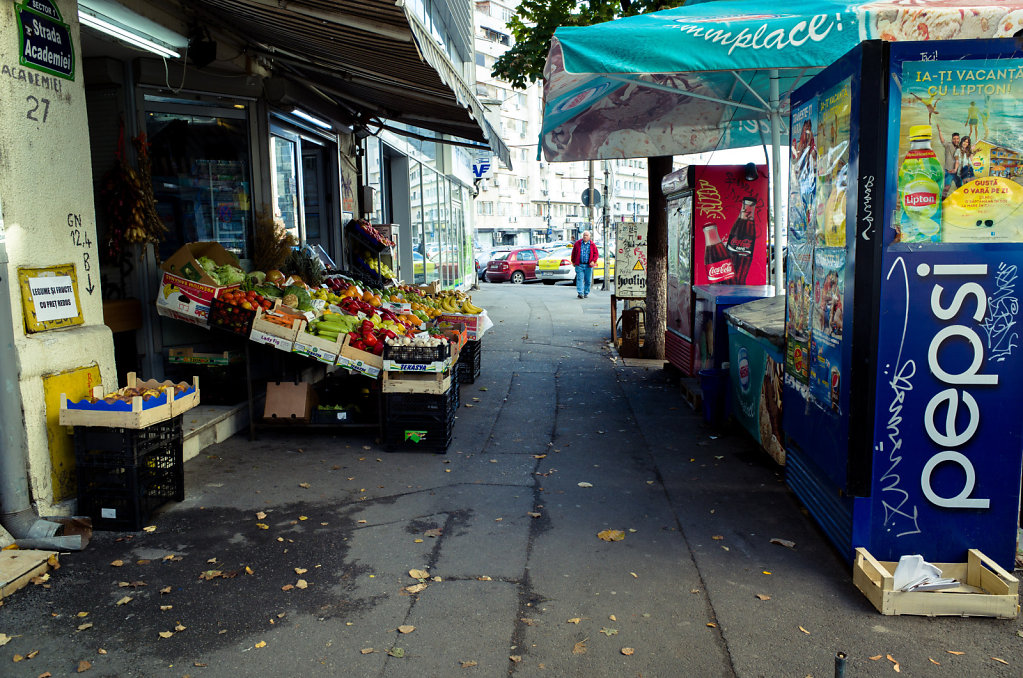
[{"x1": 892, "y1": 554, "x2": 958, "y2": 592}]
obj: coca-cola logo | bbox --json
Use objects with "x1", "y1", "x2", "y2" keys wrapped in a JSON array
[
  {"x1": 707, "y1": 260, "x2": 734, "y2": 281},
  {"x1": 728, "y1": 238, "x2": 754, "y2": 252},
  {"x1": 904, "y1": 192, "x2": 936, "y2": 208}
]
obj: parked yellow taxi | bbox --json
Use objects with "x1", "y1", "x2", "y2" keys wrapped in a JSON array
[{"x1": 537, "y1": 246, "x2": 614, "y2": 284}]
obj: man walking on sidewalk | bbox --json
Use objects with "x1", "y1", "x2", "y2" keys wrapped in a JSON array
[{"x1": 572, "y1": 230, "x2": 599, "y2": 299}]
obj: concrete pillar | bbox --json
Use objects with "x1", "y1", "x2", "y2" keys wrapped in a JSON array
[{"x1": 0, "y1": 0, "x2": 116, "y2": 513}]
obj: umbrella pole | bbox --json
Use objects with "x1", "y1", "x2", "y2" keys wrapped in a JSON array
[{"x1": 770, "y1": 69, "x2": 784, "y2": 293}]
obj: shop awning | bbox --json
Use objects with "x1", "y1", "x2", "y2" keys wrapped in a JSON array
[{"x1": 181, "y1": 0, "x2": 512, "y2": 168}]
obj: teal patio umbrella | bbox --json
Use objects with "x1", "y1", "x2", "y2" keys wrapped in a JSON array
[{"x1": 541, "y1": 0, "x2": 1023, "y2": 284}]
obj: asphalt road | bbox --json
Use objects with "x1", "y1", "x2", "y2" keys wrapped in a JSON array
[{"x1": 3, "y1": 282, "x2": 1022, "y2": 677}]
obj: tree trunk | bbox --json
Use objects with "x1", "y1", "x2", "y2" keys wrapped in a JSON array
[{"x1": 643, "y1": 155, "x2": 671, "y2": 360}]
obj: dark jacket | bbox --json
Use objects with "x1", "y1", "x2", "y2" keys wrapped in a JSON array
[{"x1": 571, "y1": 240, "x2": 599, "y2": 266}]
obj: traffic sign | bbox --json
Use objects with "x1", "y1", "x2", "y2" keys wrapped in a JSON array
[{"x1": 581, "y1": 188, "x2": 601, "y2": 207}]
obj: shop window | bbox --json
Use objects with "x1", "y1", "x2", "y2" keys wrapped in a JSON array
[
  {"x1": 271, "y1": 135, "x2": 300, "y2": 239},
  {"x1": 146, "y1": 104, "x2": 252, "y2": 260}
]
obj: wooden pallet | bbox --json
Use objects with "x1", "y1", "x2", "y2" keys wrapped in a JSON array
[{"x1": 0, "y1": 550, "x2": 58, "y2": 601}]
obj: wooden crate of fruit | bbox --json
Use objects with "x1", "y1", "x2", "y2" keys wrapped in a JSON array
[
  {"x1": 337, "y1": 334, "x2": 383, "y2": 378},
  {"x1": 249, "y1": 302, "x2": 305, "y2": 352},
  {"x1": 60, "y1": 373, "x2": 200, "y2": 429}
]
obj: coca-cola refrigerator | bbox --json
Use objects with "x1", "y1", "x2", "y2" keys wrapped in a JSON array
[
  {"x1": 783, "y1": 38, "x2": 1023, "y2": 569},
  {"x1": 664, "y1": 164, "x2": 770, "y2": 375}
]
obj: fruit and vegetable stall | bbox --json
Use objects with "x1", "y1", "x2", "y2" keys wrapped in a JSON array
[{"x1": 154, "y1": 238, "x2": 491, "y2": 451}]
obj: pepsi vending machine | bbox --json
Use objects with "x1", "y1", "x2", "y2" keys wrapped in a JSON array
[{"x1": 784, "y1": 38, "x2": 1023, "y2": 569}]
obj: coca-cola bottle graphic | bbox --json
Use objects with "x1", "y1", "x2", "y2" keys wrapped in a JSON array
[
  {"x1": 725, "y1": 197, "x2": 758, "y2": 284},
  {"x1": 703, "y1": 224, "x2": 735, "y2": 283}
]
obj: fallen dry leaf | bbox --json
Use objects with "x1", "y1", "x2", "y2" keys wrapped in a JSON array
[
  {"x1": 281, "y1": 584, "x2": 295, "y2": 591},
  {"x1": 409, "y1": 569, "x2": 429, "y2": 579},
  {"x1": 929, "y1": 658, "x2": 940, "y2": 665},
  {"x1": 712, "y1": 535, "x2": 724, "y2": 540},
  {"x1": 77, "y1": 659, "x2": 92, "y2": 673},
  {"x1": 294, "y1": 567, "x2": 308, "y2": 575},
  {"x1": 13, "y1": 654, "x2": 24, "y2": 662},
  {"x1": 388, "y1": 647, "x2": 405, "y2": 658},
  {"x1": 398, "y1": 625, "x2": 415, "y2": 634},
  {"x1": 0, "y1": 633, "x2": 12, "y2": 646},
  {"x1": 39, "y1": 672, "x2": 52, "y2": 678},
  {"x1": 520, "y1": 618, "x2": 537, "y2": 626},
  {"x1": 26, "y1": 650, "x2": 38, "y2": 659},
  {"x1": 160, "y1": 586, "x2": 172, "y2": 594},
  {"x1": 946, "y1": 651, "x2": 965, "y2": 656},
  {"x1": 77, "y1": 612, "x2": 89, "y2": 617},
  {"x1": 256, "y1": 512, "x2": 266, "y2": 519},
  {"x1": 600, "y1": 627, "x2": 618, "y2": 636},
  {"x1": 567, "y1": 617, "x2": 581, "y2": 624},
  {"x1": 609, "y1": 615, "x2": 617, "y2": 622},
  {"x1": 296, "y1": 579, "x2": 308, "y2": 589},
  {"x1": 175, "y1": 624, "x2": 186, "y2": 632},
  {"x1": 424, "y1": 528, "x2": 442, "y2": 538},
  {"x1": 255, "y1": 523, "x2": 269, "y2": 530},
  {"x1": 527, "y1": 512, "x2": 541, "y2": 518},
  {"x1": 869, "y1": 655, "x2": 882, "y2": 661},
  {"x1": 577, "y1": 482, "x2": 593, "y2": 488},
  {"x1": 509, "y1": 655, "x2": 522, "y2": 662},
  {"x1": 207, "y1": 558, "x2": 217, "y2": 564},
  {"x1": 755, "y1": 594, "x2": 771, "y2": 601},
  {"x1": 194, "y1": 662, "x2": 207, "y2": 667},
  {"x1": 630, "y1": 572, "x2": 638, "y2": 578},
  {"x1": 478, "y1": 576, "x2": 493, "y2": 581},
  {"x1": 887, "y1": 654, "x2": 900, "y2": 672},
  {"x1": 798, "y1": 626, "x2": 810, "y2": 635},
  {"x1": 621, "y1": 647, "x2": 635, "y2": 656},
  {"x1": 255, "y1": 640, "x2": 267, "y2": 648},
  {"x1": 115, "y1": 596, "x2": 132, "y2": 606},
  {"x1": 707, "y1": 622, "x2": 717, "y2": 628},
  {"x1": 77, "y1": 622, "x2": 93, "y2": 631},
  {"x1": 361, "y1": 648, "x2": 374, "y2": 655},
  {"x1": 298, "y1": 483, "x2": 311, "y2": 489},
  {"x1": 414, "y1": 539, "x2": 424, "y2": 543},
  {"x1": 572, "y1": 639, "x2": 588, "y2": 655},
  {"x1": 770, "y1": 538, "x2": 796, "y2": 549},
  {"x1": 406, "y1": 583, "x2": 428, "y2": 594},
  {"x1": 110, "y1": 560, "x2": 124, "y2": 567},
  {"x1": 460, "y1": 660, "x2": 478, "y2": 668},
  {"x1": 97, "y1": 649, "x2": 107, "y2": 655},
  {"x1": 245, "y1": 566, "x2": 254, "y2": 575},
  {"x1": 597, "y1": 529, "x2": 625, "y2": 542},
  {"x1": 160, "y1": 605, "x2": 172, "y2": 611},
  {"x1": 992, "y1": 658, "x2": 1009, "y2": 665},
  {"x1": 142, "y1": 526, "x2": 157, "y2": 533},
  {"x1": 158, "y1": 631, "x2": 173, "y2": 639}
]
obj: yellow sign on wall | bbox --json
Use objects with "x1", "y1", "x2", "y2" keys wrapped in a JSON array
[
  {"x1": 18, "y1": 264, "x2": 84, "y2": 332},
  {"x1": 44, "y1": 364, "x2": 102, "y2": 502}
]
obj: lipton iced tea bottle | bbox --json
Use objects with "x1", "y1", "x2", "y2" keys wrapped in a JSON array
[
  {"x1": 703, "y1": 224, "x2": 735, "y2": 284},
  {"x1": 897, "y1": 125, "x2": 943, "y2": 243}
]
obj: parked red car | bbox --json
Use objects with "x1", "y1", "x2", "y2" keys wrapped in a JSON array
[{"x1": 486, "y1": 246, "x2": 549, "y2": 284}]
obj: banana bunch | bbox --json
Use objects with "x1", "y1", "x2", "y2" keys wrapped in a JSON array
[
  {"x1": 460, "y1": 298, "x2": 483, "y2": 314},
  {"x1": 439, "y1": 295, "x2": 463, "y2": 313}
]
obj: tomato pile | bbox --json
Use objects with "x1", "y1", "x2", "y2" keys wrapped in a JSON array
[
  {"x1": 210, "y1": 289, "x2": 270, "y2": 335},
  {"x1": 219, "y1": 289, "x2": 272, "y2": 311}
]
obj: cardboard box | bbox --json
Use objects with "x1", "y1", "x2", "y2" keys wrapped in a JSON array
[
  {"x1": 263, "y1": 381, "x2": 315, "y2": 423},
  {"x1": 853, "y1": 548, "x2": 1019, "y2": 619},
  {"x1": 439, "y1": 310, "x2": 488, "y2": 340},
  {"x1": 161, "y1": 241, "x2": 241, "y2": 285},
  {"x1": 337, "y1": 334, "x2": 383, "y2": 378},
  {"x1": 155, "y1": 242, "x2": 242, "y2": 324},
  {"x1": 168, "y1": 348, "x2": 243, "y2": 366}
]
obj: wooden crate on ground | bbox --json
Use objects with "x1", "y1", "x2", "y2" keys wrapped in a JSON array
[
  {"x1": 853, "y1": 548, "x2": 1019, "y2": 619},
  {"x1": 0, "y1": 550, "x2": 58, "y2": 601}
]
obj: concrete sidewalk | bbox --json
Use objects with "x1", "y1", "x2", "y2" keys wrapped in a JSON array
[{"x1": 2, "y1": 282, "x2": 1021, "y2": 677}]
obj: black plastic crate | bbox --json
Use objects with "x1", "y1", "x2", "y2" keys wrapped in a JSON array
[
  {"x1": 384, "y1": 383, "x2": 457, "y2": 419},
  {"x1": 76, "y1": 447, "x2": 184, "y2": 531},
  {"x1": 165, "y1": 361, "x2": 245, "y2": 406},
  {"x1": 384, "y1": 341, "x2": 450, "y2": 364},
  {"x1": 208, "y1": 297, "x2": 257, "y2": 336},
  {"x1": 383, "y1": 414, "x2": 454, "y2": 453},
  {"x1": 457, "y1": 339, "x2": 481, "y2": 384},
  {"x1": 74, "y1": 417, "x2": 183, "y2": 467}
]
